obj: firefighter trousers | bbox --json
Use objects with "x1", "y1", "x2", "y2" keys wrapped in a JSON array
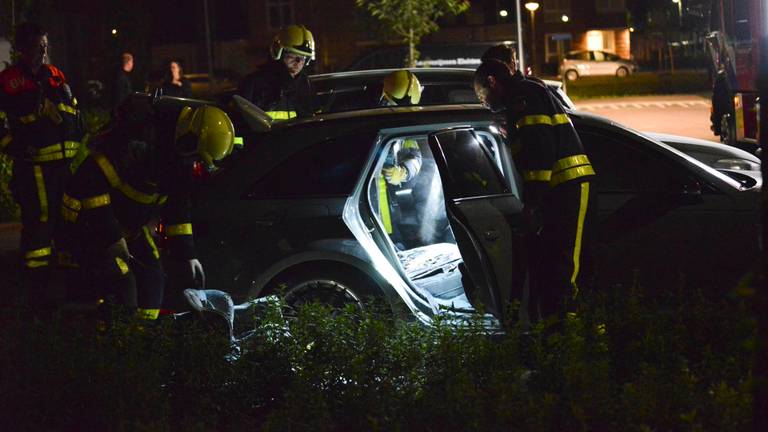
[
  {"x1": 10, "y1": 160, "x2": 70, "y2": 310},
  {"x1": 529, "y1": 180, "x2": 596, "y2": 320},
  {"x1": 66, "y1": 226, "x2": 165, "y2": 320}
]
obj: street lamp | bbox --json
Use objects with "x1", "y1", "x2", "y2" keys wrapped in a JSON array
[
  {"x1": 672, "y1": 0, "x2": 682, "y2": 26},
  {"x1": 561, "y1": 14, "x2": 569, "y2": 23},
  {"x1": 525, "y1": 2, "x2": 540, "y2": 74},
  {"x1": 499, "y1": 9, "x2": 509, "y2": 18}
]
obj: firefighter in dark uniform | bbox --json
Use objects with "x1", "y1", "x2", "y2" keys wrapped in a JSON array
[
  {"x1": 0, "y1": 22, "x2": 84, "y2": 310},
  {"x1": 474, "y1": 59, "x2": 596, "y2": 320},
  {"x1": 238, "y1": 24, "x2": 316, "y2": 120},
  {"x1": 59, "y1": 96, "x2": 235, "y2": 319}
]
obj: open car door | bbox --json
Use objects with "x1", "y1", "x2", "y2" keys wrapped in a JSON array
[{"x1": 427, "y1": 127, "x2": 525, "y2": 322}]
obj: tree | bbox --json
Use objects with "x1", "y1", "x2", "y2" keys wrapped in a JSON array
[{"x1": 355, "y1": 0, "x2": 469, "y2": 67}]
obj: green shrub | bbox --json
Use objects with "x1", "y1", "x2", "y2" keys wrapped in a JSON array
[
  {"x1": 0, "y1": 153, "x2": 18, "y2": 222},
  {"x1": 0, "y1": 283, "x2": 755, "y2": 431}
]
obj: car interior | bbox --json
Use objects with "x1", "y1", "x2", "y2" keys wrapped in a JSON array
[{"x1": 365, "y1": 130, "x2": 511, "y2": 312}]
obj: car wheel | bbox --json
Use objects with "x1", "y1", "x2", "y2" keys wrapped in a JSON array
[
  {"x1": 719, "y1": 113, "x2": 737, "y2": 146},
  {"x1": 565, "y1": 70, "x2": 579, "y2": 81},
  {"x1": 616, "y1": 67, "x2": 629, "y2": 78},
  {"x1": 269, "y1": 265, "x2": 377, "y2": 315}
]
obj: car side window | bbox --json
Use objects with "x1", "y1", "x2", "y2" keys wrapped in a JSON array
[
  {"x1": 437, "y1": 130, "x2": 509, "y2": 198},
  {"x1": 592, "y1": 51, "x2": 605, "y2": 61},
  {"x1": 578, "y1": 128, "x2": 690, "y2": 192},
  {"x1": 246, "y1": 133, "x2": 374, "y2": 198}
]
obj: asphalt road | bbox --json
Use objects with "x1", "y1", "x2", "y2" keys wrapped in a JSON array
[{"x1": 574, "y1": 94, "x2": 717, "y2": 142}]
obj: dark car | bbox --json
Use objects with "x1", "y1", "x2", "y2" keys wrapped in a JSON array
[{"x1": 192, "y1": 101, "x2": 760, "y2": 324}]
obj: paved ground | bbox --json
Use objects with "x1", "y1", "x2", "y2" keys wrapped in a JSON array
[{"x1": 574, "y1": 94, "x2": 717, "y2": 142}]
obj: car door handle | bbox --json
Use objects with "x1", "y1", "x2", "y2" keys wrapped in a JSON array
[{"x1": 484, "y1": 230, "x2": 500, "y2": 241}]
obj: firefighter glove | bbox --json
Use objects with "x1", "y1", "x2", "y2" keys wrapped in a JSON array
[
  {"x1": 189, "y1": 258, "x2": 205, "y2": 288},
  {"x1": 383, "y1": 165, "x2": 408, "y2": 186}
]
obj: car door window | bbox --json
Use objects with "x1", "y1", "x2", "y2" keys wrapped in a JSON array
[
  {"x1": 591, "y1": 51, "x2": 605, "y2": 61},
  {"x1": 246, "y1": 132, "x2": 374, "y2": 198},
  {"x1": 437, "y1": 130, "x2": 509, "y2": 199},
  {"x1": 578, "y1": 128, "x2": 692, "y2": 192}
]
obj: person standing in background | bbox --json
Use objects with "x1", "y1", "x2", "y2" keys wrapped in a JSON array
[
  {"x1": 111, "y1": 52, "x2": 134, "y2": 111},
  {"x1": 161, "y1": 60, "x2": 191, "y2": 98}
]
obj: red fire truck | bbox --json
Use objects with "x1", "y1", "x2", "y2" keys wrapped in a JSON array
[{"x1": 707, "y1": 0, "x2": 765, "y2": 148}]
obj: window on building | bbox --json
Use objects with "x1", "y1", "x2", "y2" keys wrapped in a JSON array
[
  {"x1": 544, "y1": 0, "x2": 571, "y2": 23},
  {"x1": 595, "y1": 0, "x2": 625, "y2": 13},
  {"x1": 732, "y1": 0, "x2": 751, "y2": 43},
  {"x1": 266, "y1": 0, "x2": 294, "y2": 30},
  {"x1": 546, "y1": 33, "x2": 572, "y2": 64}
]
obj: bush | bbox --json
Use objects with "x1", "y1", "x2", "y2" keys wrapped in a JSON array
[
  {"x1": 0, "y1": 283, "x2": 755, "y2": 431},
  {"x1": 565, "y1": 71, "x2": 711, "y2": 100},
  {"x1": 0, "y1": 153, "x2": 18, "y2": 222}
]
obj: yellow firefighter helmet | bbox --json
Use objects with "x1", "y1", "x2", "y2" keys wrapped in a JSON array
[
  {"x1": 175, "y1": 105, "x2": 235, "y2": 168},
  {"x1": 382, "y1": 70, "x2": 422, "y2": 106},
  {"x1": 270, "y1": 25, "x2": 316, "y2": 62}
]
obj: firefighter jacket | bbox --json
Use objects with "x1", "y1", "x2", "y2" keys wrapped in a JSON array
[
  {"x1": 0, "y1": 63, "x2": 84, "y2": 162},
  {"x1": 238, "y1": 60, "x2": 315, "y2": 120},
  {"x1": 61, "y1": 121, "x2": 196, "y2": 260},
  {"x1": 504, "y1": 71, "x2": 594, "y2": 208}
]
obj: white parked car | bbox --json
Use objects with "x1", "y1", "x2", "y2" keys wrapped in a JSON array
[{"x1": 560, "y1": 50, "x2": 638, "y2": 80}]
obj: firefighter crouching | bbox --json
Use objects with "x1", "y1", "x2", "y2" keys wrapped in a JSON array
[
  {"x1": 373, "y1": 71, "x2": 423, "y2": 248},
  {"x1": 58, "y1": 96, "x2": 235, "y2": 319},
  {"x1": 474, "y1": 59, "x2": 597, "y2": 321},
  {"x1": 0, "y1": 22, "x2": 84, "y2": 311}
]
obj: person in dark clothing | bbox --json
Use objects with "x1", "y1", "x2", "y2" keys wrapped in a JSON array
[
  {"x1": 161, "y1": 60, "x2": 191, "y2": 98},
  {"x1": 111, "y1": 52, "x2": 134, "y2": 111},
  {"x1": 0, "y1": 22, "x2": 84, "y2": 312},
  {"x1": 238, "y1": 24, "x2": 316, "y2": 120},
  {"x1": 474, "y1": 59, "x2": 596, "y2": 321},
  {"x1": 59, "y1": 96, "x2": 235, "y2": 319}
]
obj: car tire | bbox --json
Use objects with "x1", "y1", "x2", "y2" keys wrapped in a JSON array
[
  {"x1": 268, "y1": 265, "x2": 379, "y2": 315},
  {"x1": 565, "y1": 69, "x2": 579, "y2": 81},
  {"x1": 616, "y1": 67, "x2": 629, "y2": 78}
]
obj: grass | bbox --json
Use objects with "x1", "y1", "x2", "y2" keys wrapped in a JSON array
[
  {"x1": 0, "y1": 278, "x2": 756, "y2": 431},
  {"x1": 564, "y1": 71, "x2": 711, "y2": 101}
]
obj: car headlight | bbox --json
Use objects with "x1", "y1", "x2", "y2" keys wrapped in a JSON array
[{"x1": 712, "y1": 158, "x2": 760, "y2": 171}]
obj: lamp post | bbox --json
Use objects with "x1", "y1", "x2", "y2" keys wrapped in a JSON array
[
  {"x1": 525, "y1": 2, "x2": 540, "y2": 74},
  {"x1": 672, "y1": 0, "x2": 682, "y2": 26},
  {"x1": 516, "y1": 0, "x2": 525, "y2": 73}
]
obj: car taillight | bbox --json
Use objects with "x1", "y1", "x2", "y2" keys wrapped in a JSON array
[{"x1": 192, "y1": 161, "x2": 210, "y2": 179}]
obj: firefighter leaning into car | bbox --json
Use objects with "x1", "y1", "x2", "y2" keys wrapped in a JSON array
[
  {"x1": 374, "y1": 70, "x2": 423, "y2": 248},
  {"x1": 0, "y1": 22, "x2": 84, "y2": 311},
  {"x1": 238, "y1": 24, "x2": 316, "y2": 120},
  {"x1": 474, "y1": 59, "x2": 596, "y2": 321},
  {"x1": 58, "y1": 95, "x2": 235, "y2": 319}
]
